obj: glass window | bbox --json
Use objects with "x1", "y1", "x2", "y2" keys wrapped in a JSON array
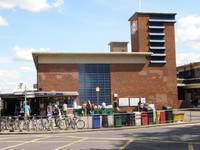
[{"x1": 78, "y1": 64, "x2": 111, "y2": 105}]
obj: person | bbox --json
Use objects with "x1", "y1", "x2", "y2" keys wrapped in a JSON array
[
  {"x1": 86, "y1": 99, "x2": 91, "y2": 115},
  {"x1": 14, "y1": 104, "x2": 19, "y2": 116},
  {"x1": 138, "y1": 100, "x2": 145, "y2": 112},
  {"x1": 82, "y1": 101, "x2": 87, "y2": 116},
  {"x1": 90, "y1": 102, "x2": 95, "y2": 114},
  {"x1": 101, "y1": 100, "x2": 106, "y2": 114},
  {"x1": 53, "y1": 104, "x2": 61, "y2": 126},
  {"x1": 113, "y1": 100, "x2": 119, "y2": 112},
  {"x1": 62, "y1": 102, "x2": 68, "y2": 116},
  {"x1": 73, "y1": 99, "x2": 78, "y2": 116},
  {"x1": 194, "y1": 98, "x2": 198, "y2": 107},
  {"x1": 25, "y1": 103, "x2": 31, "y2": 117},
  {"x1": 47, "y1": 102, "x2": 53, "y2": 119},
  {"x1": 138, "y1": 100, "x2": 142, "y2": 112}
]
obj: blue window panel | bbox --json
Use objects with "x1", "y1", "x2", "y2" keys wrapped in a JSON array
[{"x1": 78, "y1": 64, "x2": 111, "y2": 105}]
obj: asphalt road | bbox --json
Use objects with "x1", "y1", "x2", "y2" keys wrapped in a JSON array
[{"x1": 0, "y1": 123, "x2": 200, "y2": 150}]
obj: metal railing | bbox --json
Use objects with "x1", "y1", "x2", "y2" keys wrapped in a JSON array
[{"x1": 0, "y1": 108, "x2": 200, "y2": 133}]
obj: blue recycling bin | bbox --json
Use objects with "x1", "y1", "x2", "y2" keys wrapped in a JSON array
[{"x1": 92, "y1": 114, "x2": 100, "y2": 129}]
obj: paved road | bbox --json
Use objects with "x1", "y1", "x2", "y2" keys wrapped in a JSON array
[{"x1": 0, "y1": 123, "x2": 199, "y2": 150}]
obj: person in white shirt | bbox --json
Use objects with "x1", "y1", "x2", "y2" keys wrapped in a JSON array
[
  {"x1": 101, "y1": 100, "x2": 106, "y2": 114},
  {"x1": 62, "y1": 102, "x2": 67, "y2": 116},
  {"x1": 73, "y1": 99, "x2": 77, "y2": 116}
]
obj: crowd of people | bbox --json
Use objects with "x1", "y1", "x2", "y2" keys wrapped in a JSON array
[{"x1": 14, "y1": 98, "x2": 123, "y2": 118}]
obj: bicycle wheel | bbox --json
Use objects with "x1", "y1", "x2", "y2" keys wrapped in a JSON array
[
  {"x1": 0, "y1": 121, "x2": 6, "y2": 131},
  {"x1": 14, "y1": 120, "x2": 21, "y2": 130},
  {"x1": 70, "y1": 120, "x2": 76, "y2": 130},
  {"x1": 64, "y1": 118, "x2": 70, "y2": 129},
  {"x1": 22, "y1": 121, "x2": 30, "y2": 131},
  {"x1": 57, "y1": 120, "x2": 65, "y2": 130},
  {"x1": 32, "y1": 120, "x2": 38, "y2": 131},
  {"x1": 46, "y1": 120, "x2": 53, "y2": 131},
  {"x1": 76, "y1": 120, "x2": 85, "y2": 129}
]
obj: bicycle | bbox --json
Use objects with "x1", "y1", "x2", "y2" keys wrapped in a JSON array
[
  {"x1": 0, "y1": 116, "x2": 15, "y2": 131},
  {"x1": 0, "y1": 116, "x2": 10, "y2": 131},
  {"x1": 31, "y1": 115, "x2": 39, "y2": 131},
  {"x1": 22, "y1": 117, "x2": 30, "y2": 131},
  {"x1": 54, "y1": 115, "x2": 65, "y2": 130},
  {"x1": 45, "y1": 115, "x2": 53, "y2": 131},
  {"x1": 13, "y1": 115, "x2": 22, "y2": 131},
  {"x1": 38, "y1": 116, "x2": 47, "y2": 131},
  {"x1": 64, "y1": 115, "x2": 85, "y2": 130}
]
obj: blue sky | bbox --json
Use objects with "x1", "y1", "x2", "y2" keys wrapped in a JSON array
[{"x1": 0, "y1": 0, "x2": 200, "y2": 93}]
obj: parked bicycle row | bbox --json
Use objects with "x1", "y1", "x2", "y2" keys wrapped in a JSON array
[
  {"x1": 0, "y1": 114, "x2": 85, "y2": 132},
  {"x1": 1, "y1": 108, "x2": 200, "y2": 132}
]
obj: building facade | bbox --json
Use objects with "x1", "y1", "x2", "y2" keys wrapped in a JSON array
[
  {"x1": 177, "y1": 62, "x2": 200, "y2": 108},
  {"x1": 32, "y1": 12, "x2": 178, "y2": 112}
]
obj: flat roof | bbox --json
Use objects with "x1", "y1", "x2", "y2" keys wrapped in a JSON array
[
  {"x1": 177, "y1": 62, "x2": 200, "y2": 71},
  {"x1": 32, "y1": 52, "x2": 152, "y2": 69},
  {"x1": 128, "y1": 12, "x2": 177, "y2": 21}
]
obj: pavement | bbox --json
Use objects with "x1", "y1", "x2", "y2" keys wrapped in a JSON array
[{"x1": 1, "y1": 115, "x2": 200, "y2": 135}]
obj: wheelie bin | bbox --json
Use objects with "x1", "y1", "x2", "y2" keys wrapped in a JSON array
[
  {"x1": 162, "y1": 106, "x2": 173, "y2": 123},
  {"x1": 92, "y1": 114, "x2": 100, "y2": 129},
  {"x1": 113, "y1": 113, "x2": 122, "y2": 127},
  {"x1": 102, "y1": 114, "x2": 108, "y2": 127}
]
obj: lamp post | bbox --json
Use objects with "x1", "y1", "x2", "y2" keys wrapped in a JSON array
[
  {"x1": 24, "y1": 86, "x2": 27, "y2": 120},
  {"x1": 96, "y1": 87, "x2": 100, "y2": 114}
]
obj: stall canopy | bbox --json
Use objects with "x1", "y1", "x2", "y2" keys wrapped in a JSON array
[
  {"x1": 34, "y1": 91, "x2": 79, "y2": 97},
  {"x1": 0, "y1": 91, "x2": 79, "y2": 99}
]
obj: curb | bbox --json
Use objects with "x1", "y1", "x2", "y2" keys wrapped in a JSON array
[{"x1": 1, "y1": 121, "x2": 200, "y2": 135}]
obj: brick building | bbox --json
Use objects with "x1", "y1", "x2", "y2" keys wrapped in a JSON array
[
  {"x1": 32, "y1": 12, "x2": 178, "y2": 112},
  {"x1": 177, "y1": 62, "x2": 200, "y2": 108}
]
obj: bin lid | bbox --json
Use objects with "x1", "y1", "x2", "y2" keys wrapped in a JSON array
[{"x1": 162, "y1": 105, "x2": 172, "y2": 110}]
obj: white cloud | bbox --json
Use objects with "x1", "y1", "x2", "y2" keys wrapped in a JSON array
[
  {"x1": 0, "y1": 16, "x2": 8, "y2": 26},
  {"x1": 12, "y1": 45, "x2": 50, "y2": 61},
  {"x1": 176, "y1": 15, "x2": 200, "y2": 66},
  {"x1": 0, "y1": 70, "x2": 19, "y2": 78},
  {"x1": 0, "y1": 69, "x2": 35, "y2": 93},
  {"x1": 177, "y1": 15, "x2": 200, "y2": 50},
  {"x1": 0, "y1": 0, "x2": 64, "y2": 12},
  {"x1": 0, "y1": 70, "x2": 20, "y2": 93},
  {"x1": 176, "y1": 52, "x2": 200, "y2": 67},
  {"x1": 20, "y1": 66, "x2": 35, "y2": 72}
]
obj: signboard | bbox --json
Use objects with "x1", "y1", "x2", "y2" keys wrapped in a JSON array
[
  {"x1": 130, "y1": 97, "x2": 140, "y2": 106},
  {"x1": 140, "y1": 97, "x2": 146, "y2": 103},
  {"x1": 119, "y1": 98, "x2": 129, "y2": 106}
]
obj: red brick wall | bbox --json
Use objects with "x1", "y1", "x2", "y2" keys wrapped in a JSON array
[
  {"x1": 110, "y1": 63, "x2": 178, "y2": 110},
  {"x1": 37, "y1": 63, "x2": 178, "y2": 110},
  {"x1": 127, "y1": 13, "x2": 178, "y2": 110},
  {"x1": 38, "y1": 64, "x2": 78, "y2": 91}
]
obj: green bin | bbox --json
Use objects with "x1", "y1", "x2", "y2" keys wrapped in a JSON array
[{"x1": 114, "y1": 113, "x2": 122, "y2": 127}]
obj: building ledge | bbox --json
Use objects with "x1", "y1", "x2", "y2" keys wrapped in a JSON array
[{"x1": 32, "y1": 52, "x2": 152, "y2": 69}]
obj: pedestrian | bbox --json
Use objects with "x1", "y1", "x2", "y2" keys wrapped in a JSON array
[
  {"x1": 82, "y1": 101, "x2": 87, "y2": 116},
  {"x1": 86, "y1": 100, "x2": 91, "y2": 115},
  {"x1": 53, "y1": 104, "x2": 61, "y2": 126},
  {"x1": 138, "y1": 100, "x2": 142, "y2": 112},
  {"x1": 73, "y1": 99, "x2": 78, "y2": 116},
  {"x1": 113, "y1": 100, "x2": 119, "y2": 113},
  {"x1": 101, "y1": 100, "x2": 106, "y2": 114},
  {"x1": 47, "y1": 102, "x2": 53, "y2": 119},
  {"x1": 25, "y1": 103, "x2": 31, "y2": 117},
  {"x1": 62, "y1": 102, "x2": 68, "y2": 116},
  {"x1": 90, "y1": 102, "x2": 95, "y2": 114}
]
